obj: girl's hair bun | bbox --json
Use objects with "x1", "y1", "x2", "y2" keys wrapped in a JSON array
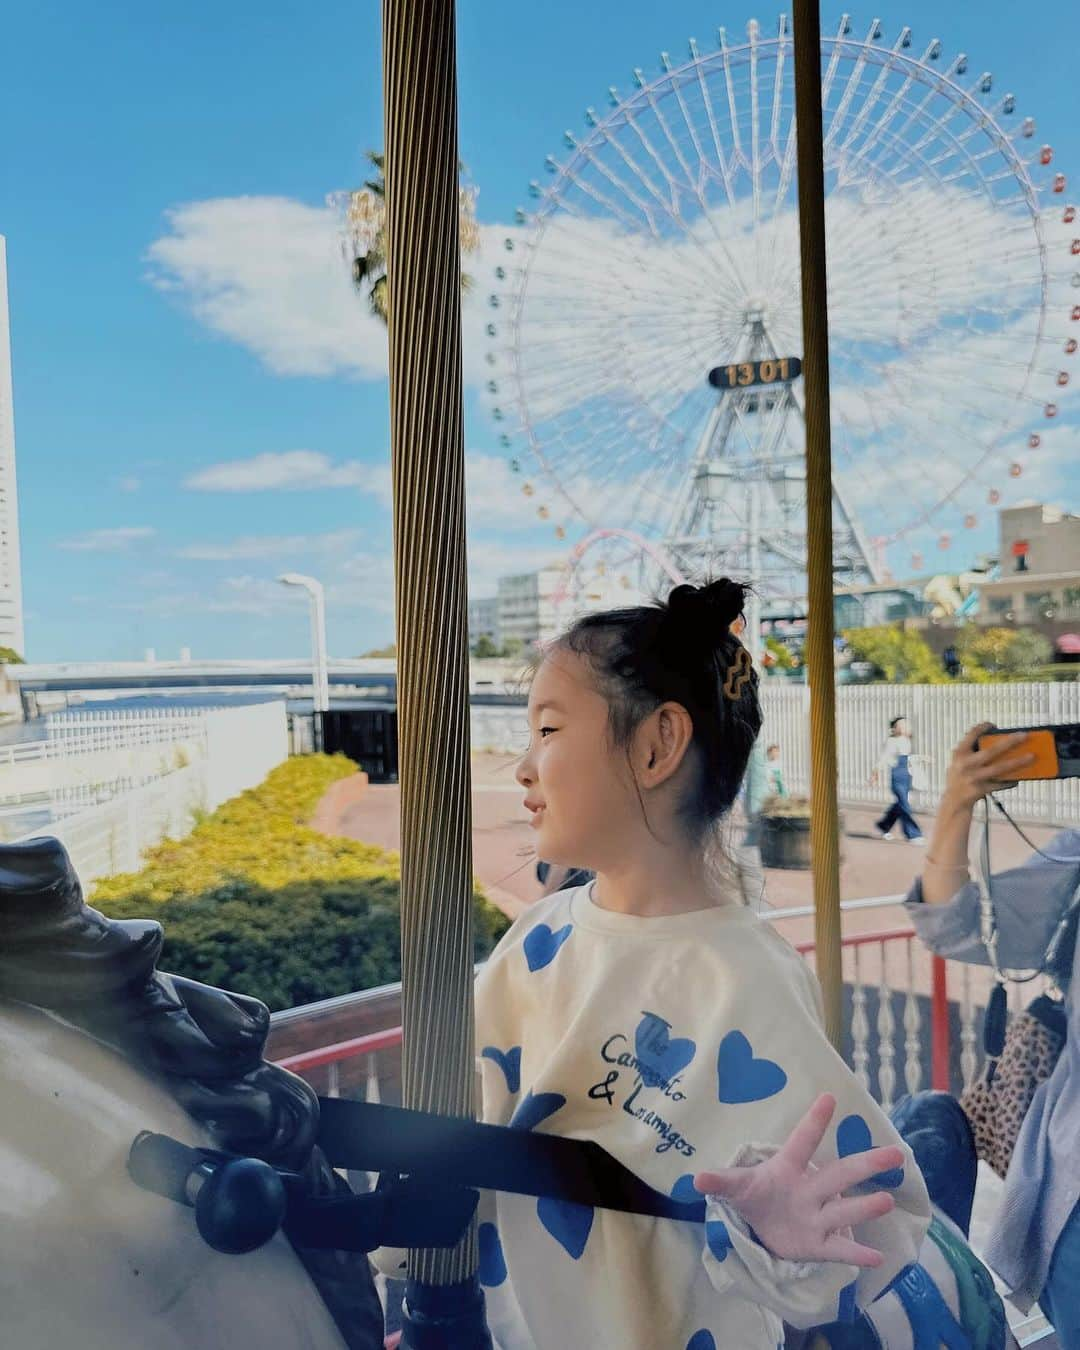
[{"x1": 666, "y1": 579, "x2": 748, "y2": 635}]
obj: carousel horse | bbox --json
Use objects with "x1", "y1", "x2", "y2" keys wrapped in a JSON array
[
  {"x1": 0, "y1": 836, "x2": 384, "y2": 1349},
  {"x1": 0, "y1": 836, "x2": 1018, "y2": 1350}
]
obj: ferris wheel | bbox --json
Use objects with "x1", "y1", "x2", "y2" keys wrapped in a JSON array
[{"x1": 485, "y1": 14, "x2": 1078, "y2": 618}]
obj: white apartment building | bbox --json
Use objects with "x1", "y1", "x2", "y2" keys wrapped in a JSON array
[
  {"x1": 0, "y1": 238, "x2": 24, "y2": 657},
  {"x1": 496, "y1": 567, "x2": 564, "y2": 650},
  {"x1": 495, "y1": 565, "x2": 645, "y2": 650}
]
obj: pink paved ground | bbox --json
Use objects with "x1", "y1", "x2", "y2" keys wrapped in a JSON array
[{"x1": 320, "y1": 752, "x2": 1064, "y2": 951}]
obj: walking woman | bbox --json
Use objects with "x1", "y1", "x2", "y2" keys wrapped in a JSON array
[{"x1": 871, "y1": 716, "x2": 924, "y2": 844}]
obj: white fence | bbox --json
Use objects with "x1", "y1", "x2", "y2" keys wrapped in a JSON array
[
  {"x1": 760, "y1": 681, "x2": 1080, "y2": 825},
  {"x1": 0, "y1": 707, "x2": 211, "y2": 810},
  {"x1": 29, "y1": 762, "x2": 210, "y2": 883},
  {"x1": 470, "y1": 682, "x2": 1080, "y2": 825},
  {"x1": 14, "y1": 701, "x2": 290, "y2": 886}
]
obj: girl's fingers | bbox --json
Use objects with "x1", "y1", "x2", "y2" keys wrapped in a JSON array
[
  {"x1": 810, "y1": 1145, "x2": 905, "y2": 1199},
  {"x1": 778, "y1": 1093, "x2": 837, "y2": 1171},
  {"x1": 820, "y1": 1233, "x2": 885, "y2": 1269},
  {"x1": 692, "y1": 1167, "x2": 749, "y2": 1202},
  {"x1": 819, "y1": 1190, "x2": 895, "y2": 1232}
]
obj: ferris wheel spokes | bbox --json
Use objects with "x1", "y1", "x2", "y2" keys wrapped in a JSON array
[{"x1": 488, "y1": 16, "x2": 1074, "y2": 610}]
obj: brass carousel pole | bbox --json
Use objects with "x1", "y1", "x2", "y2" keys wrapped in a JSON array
[
  {"x1": 382, "y1": 0, "x2": 491, "y2": 1342},
  {"x1": 791, "y1": 0, "x2": 844, "y2": 1050}
]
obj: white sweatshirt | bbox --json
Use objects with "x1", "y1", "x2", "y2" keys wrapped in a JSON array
[{"x1": 377, "y1": 884, "x2": 930, "y2": 1348}]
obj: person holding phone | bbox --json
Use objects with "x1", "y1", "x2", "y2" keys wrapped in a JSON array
[{"x1": 904, "y1": 724, "x2": 1080, "y2": 1346}]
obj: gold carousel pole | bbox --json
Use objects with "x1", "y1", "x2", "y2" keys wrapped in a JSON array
[
  {"x1": 382, "y1": 0, "x2": 490, "y2": 1341},
  {"x1": 791, "y1": 0, "x2": 844, "y2": 1050}
]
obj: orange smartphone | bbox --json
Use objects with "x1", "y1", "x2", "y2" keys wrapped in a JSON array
[{"x1": 976, "y1": 723, "x2": 1080, "y2": 780}]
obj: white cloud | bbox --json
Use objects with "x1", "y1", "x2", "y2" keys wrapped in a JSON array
[
  {"x1": 146, "y1": 197, "x2": 390, "y2": 379},
  {"x1": 58, "y1": 526, "x2": 156, "y2": 553},
  {"x1": 116, "y1": 476, "x2": 141, "y2": 494},
  {"x1": 184, "y1": 449, "x2": 388, "y2": 494},
  {"x1": 181, "y1": 444, "x2": 551, "y2": 529},
  {"x1": 177, "y1": 529, "x2": 361, "y2": 561},
  {"x1": 146, "y1": 196, "x2": 511, "y2": 385}
]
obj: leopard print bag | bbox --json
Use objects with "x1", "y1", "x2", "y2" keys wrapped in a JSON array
[{"x1": 960, "y1": 992, "x2": 1066, "y2": 1179}]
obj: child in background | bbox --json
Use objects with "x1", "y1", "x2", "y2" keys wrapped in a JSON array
[
  {"x1": 460, "y1": 580, "x2": 928, "y2": 1348},
  {"x1": 766, "y1": 742, "x2": 787, "y2": 797}
]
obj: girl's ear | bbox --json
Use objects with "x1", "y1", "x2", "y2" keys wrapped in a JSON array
[{"x1": 634, "y1": 701, "x2": 694, "y2": 789}]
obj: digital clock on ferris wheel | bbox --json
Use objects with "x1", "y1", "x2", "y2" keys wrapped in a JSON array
[{"x1": 708, "y1": 357, "x2": 803, "y2": 391}]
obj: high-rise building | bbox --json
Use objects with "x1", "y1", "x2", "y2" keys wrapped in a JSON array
[{"x1": 0, "y1": 238, "x2": 24, "y2": 657}]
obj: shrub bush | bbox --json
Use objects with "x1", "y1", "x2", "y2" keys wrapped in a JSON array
[
  {"x1": 95, "y1": 754, "x2": 510, "y2": 1010},
  {"x1": 841, "y1": 626, "x2": 945, "y2": 684}
]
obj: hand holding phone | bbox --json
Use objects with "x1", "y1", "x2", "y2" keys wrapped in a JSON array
[
  {"x1": 969, "y1": 721, "x2": 1080, "y2": 786},
  {"x1": 942, "y1": 724, "x2": 1037, "y2": 807}
]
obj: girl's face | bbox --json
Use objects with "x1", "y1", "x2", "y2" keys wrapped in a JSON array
[
  {"x1": 893, "y1": 718, "x2": 909, "y2": 737},
  {"x1": 516, "y1": 650, "x2": 639, "y2": 872}
]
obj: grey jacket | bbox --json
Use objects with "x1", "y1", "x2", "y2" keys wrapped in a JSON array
[{"x1": 906, "y1": 829, "x2": 1080, "y2": 1308}]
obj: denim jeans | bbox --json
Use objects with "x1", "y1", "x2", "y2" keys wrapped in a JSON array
[
  {"x1": 877, "y1": 766, "x2": 922, "y2": 841},
  {"x1": 1040, "y1": 1201, "x2": 1080, "y2": 1350}
]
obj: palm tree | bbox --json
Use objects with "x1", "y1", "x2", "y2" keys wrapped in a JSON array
[{"x1": 340, "y1": 150, "x2": 480, "y2": 323}]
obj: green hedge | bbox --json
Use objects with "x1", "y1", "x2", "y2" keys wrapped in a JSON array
[{"x1": 95, "y1": 755, "x2": 509, "y2": 1011}]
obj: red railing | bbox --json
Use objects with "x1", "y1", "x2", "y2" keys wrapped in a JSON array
[
  {"x1": 277, "y1": 1025, "x2": 404, "y2": 1076},
  {"x1": 275, "y1": 926, "x2": 953, "y2": 1098}
]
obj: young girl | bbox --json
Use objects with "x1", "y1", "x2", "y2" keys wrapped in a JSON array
[{"x1": 459, "y1": 580, "x2": 930, "y2": 1348}]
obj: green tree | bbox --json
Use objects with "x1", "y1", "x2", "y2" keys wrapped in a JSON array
[
  {"x1": 764, "y1": 636, "x2": 795, "y2": 670},
  {"x1": 956, "y1": 626, "x2": 1052, "y2": 680},
  {"x1": 0, "y1": 647, "x2": 24, "y2": 664},
  {"x1": 842, "y1": 626, "x2": 945, "y2": 684},
  {"x1": 359, "y1": 643, "x2": 397, "y2": 658},
  {"x1": 471, "y1": 634, "x2": 499, "y2": 658},
  {"x1": 342, "y1": 151, "x2": 480, "y2": 323},
  {"x1": 499, "y1": 637, "x2": 525, "y2": 660}
]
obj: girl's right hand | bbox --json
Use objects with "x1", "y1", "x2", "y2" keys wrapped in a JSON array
[
  {"x1": 693, "y1": 1094, "x2": 900, "y2": 1268},
  {"x1": 941, "y1": 724, "x2": 1035, "y2": 809}
]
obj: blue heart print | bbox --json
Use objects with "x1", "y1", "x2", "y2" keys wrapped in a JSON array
[
  {"x1": 669, "y1": 1174, "x2": 707, "y2": 1222},
  {"x1": 481, "y1": 1044, "x2": 522, "y2": 1094},
  {"x1": 704, "y1": 1219, "x2": 732, "y2": 1262},
  {"x1": 836, "y1": 1279, "x2": 858, "y2": 1323},
  {"x1": 836, "y1": 1114, "x2": 906, "y2": 1190},
  {"x1": 523, "y1": 922, "x2": 573, "y2": 972},
  {"x1": 510, "y1": 1090, "x2": 566, "y2": 1132},
  {"x1": 478, "y1": 1222, "x2": 507, "y2": 1287},
  {"x1": 686, "y1": 1333, "x2": 717, "y2": 1350},
  {"x1": 633, "y1": 1011, "x2": 696, "y2": 1087},
  {"x1": 537, "y1": 1196, "x2": 594, "y2": 1259},
  {"x1": 716, "y1": 1030, "x2": 788, "y2": 1104}
]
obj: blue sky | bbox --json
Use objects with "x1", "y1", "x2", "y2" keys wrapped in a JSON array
[{"x1": 3, "y1": 1, "x2": 1079, "y2": 662}]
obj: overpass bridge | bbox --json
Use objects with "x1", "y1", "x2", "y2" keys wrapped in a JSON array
[{"x1": 1, "y1": 657, "x2": 525, "y2": 719}]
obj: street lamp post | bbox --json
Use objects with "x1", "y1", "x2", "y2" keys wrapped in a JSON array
[{"x1": 278, "y1": 574, "x2": 330, "y2": 741}]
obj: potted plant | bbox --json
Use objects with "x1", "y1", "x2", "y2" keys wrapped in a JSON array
[{"x1": 757, "y1": 794, "x2": 836, "y2": 870}]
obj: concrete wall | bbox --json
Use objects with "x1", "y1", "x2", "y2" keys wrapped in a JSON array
[{"x1": 204, "y1": 700, "x2": 289, "y2": 811}]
